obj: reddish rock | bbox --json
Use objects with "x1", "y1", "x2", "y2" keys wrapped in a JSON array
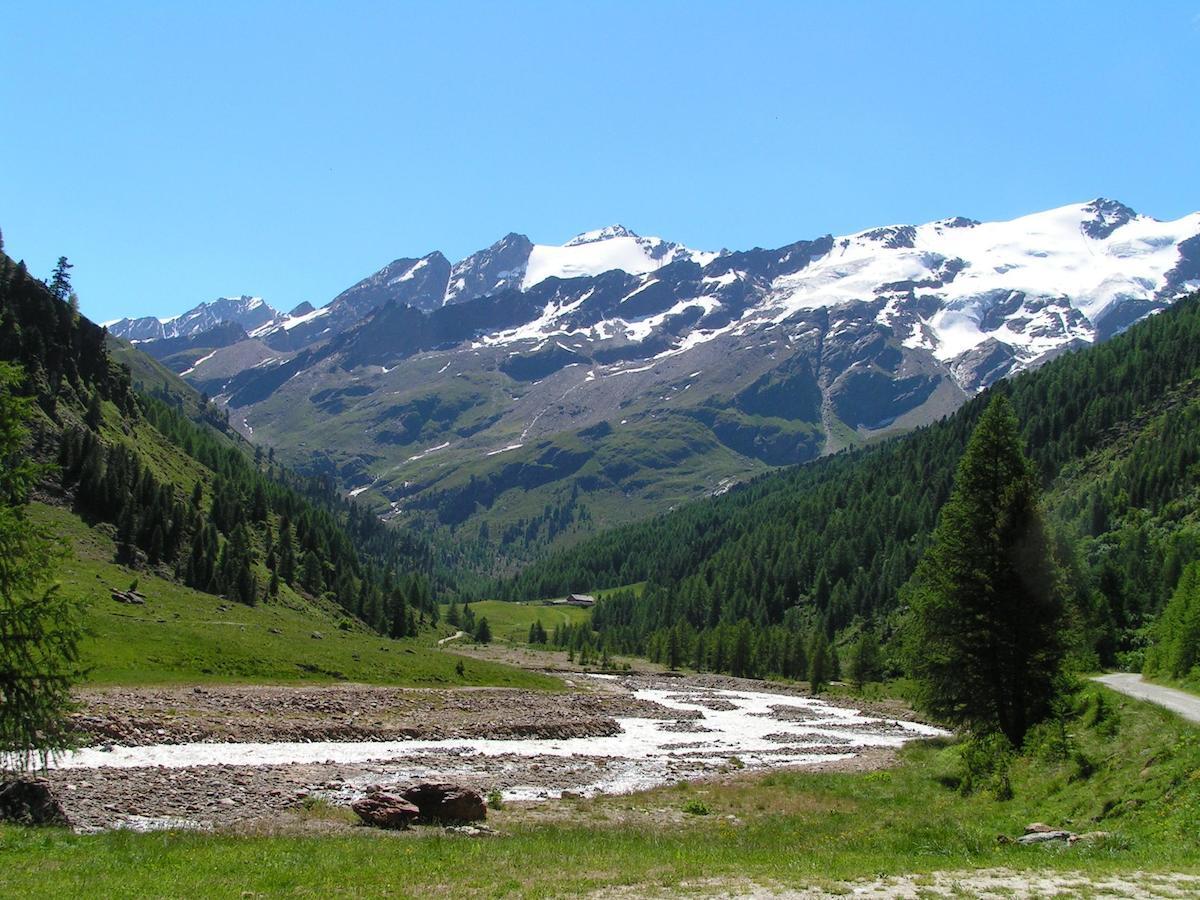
[
  {"x1": 350, "y1": 792, "x2": 420, "y2": 829},
  {"x1": 400, "y1": 782, "x2": 486, "y2": 822}
]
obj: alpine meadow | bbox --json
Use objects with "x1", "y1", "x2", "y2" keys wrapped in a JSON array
[{"x1": 2, "y1": 4, "x2": 1200, "y2": 898}]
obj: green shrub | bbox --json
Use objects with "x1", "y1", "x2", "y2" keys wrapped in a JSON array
[
  {"x1": 682, "y1": 798, "x2": 710, "y2": 816},
  {"x1": 957, "y1": 732, "x2": 1015, "y2": 799},
  {"x1": 1069, "y1": 749, "x2": 1096, "y2": 782}
]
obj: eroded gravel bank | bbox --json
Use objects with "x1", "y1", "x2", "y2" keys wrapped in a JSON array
[
  {"x1": 70, "y1": 682, "x2": 685, "y2": 746},
  {"x1": 48, "y1": 674, "x2": 937, "y2": 832}
]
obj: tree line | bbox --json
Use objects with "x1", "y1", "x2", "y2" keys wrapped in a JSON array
[
  {"x1": 0, "y1": 247, "x2": 438, "y2": 638},
  {"x1": 497, "y1": 291, "x2": 1200, "y2": 688}
]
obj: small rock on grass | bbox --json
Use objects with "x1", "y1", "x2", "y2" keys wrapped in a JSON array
[
  {"x1": 445, "y1": 824, "x2": 497, "y2": 837},
  {"x1": 1016, "y1": 830, "x2": 1074, "y2": 844}
]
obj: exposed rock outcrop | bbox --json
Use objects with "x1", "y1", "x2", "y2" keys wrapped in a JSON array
[{"x1": 399, "y1": 782, "x2": 486, "y2": 823}]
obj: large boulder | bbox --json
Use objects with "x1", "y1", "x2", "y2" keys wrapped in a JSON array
[
  {"x1": 400, "y1": 782, "x2": 486, "y2": 823},
  {"x1": 0, "y1": 778, "x2": 70, "y2": 826},
  {"x1": 350, "y1": 792, "x2": 420, "y2": 830}
]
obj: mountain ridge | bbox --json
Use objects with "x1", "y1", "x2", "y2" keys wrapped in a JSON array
[{"x1": 109, "y1": 198, "x2": 1200, "y2": 565}]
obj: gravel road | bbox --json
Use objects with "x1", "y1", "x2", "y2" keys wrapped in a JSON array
[{"x1": 1093, "y1": 673, "x2": 1200, "y2": 724}]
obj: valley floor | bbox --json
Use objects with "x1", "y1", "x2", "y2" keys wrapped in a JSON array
[
  {"x1": 2, "y1": 655, "x2": 1198, "y2": 897},
  {"x1": 45, "y1": 672, "x2": 929, "y2": 832}
]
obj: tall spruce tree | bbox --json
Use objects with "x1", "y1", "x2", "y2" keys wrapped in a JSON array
[
  {"x1": 902, "y1": 393, "x2": 1063, "y2": 746},
  {"x1": 848, "y1": 627, "x2": 882, "y2": 691},
  {"x1": 0, "y1": 363, "x2": 84, "y2": 772},
  {"x1": 47, "y1": 257, "x2": 73, "y2": 302},
  {"x1": 807, "y1": 630, "x2": 830, "y2": 694}
]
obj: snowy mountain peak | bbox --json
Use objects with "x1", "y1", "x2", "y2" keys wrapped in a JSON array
[
  {"x1": 444, "y1": 233, "x2": 534, "y2": 307},
  {"x1": 565, "y1": 224, "x2": 641, "y2": 246},
  {"x1": 124, "y1": 199, "x2": 1200, "y2": 416},
  {"x1": 107, "y1": 294, "x2": 281, "y2": 342},
  {"x1": 522, "y1": 227, "x2": 717, "y2": 290},
  {"x1": 1082, "y1": 198, "x2": 1139, "y2": 240}
]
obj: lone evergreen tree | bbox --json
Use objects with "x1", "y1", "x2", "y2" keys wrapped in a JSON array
[
  {"x1": 807, "y1": 630, "x2": 830, "y2": 694},
  {"x1": 902, "y1": 393, "x2": 1064, "y2": 746},
  {"x1": 0, "y1": 363, "x2": 84, "y2": 772},
  {"x1": 48, "y1": 257, "x2": 73, "y2": 301},
  {"x1": 474, "y1": 616, "x2": 492, "y2": 644},
  {"x1": 389, "y1": 586, "x2": 409, "y2": 639},
  {"x1": 848, "y1": 627, "x2": 882, "y2": 691}
]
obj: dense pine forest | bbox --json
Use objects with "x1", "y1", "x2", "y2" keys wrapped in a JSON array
[
  {"x1": 0, "y1": 246, "x2": 439, "y2": 638},
  {"x1": 499, "y1": 292, "x2": 1200, "y2": 678}
]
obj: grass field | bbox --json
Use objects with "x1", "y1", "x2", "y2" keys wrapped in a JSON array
[
  {"x1": 446, "y1": 600, "x2": 592, "y2": 643},
  {"x1": 448, "y1": 584, "x2": 643, "y2": 644},
  {"x1": 37, "y1": 503, "x2": 558, "y2": 690},
  {"x1": 1, "y1": 682, "x2": 1197, "y2": 896}
]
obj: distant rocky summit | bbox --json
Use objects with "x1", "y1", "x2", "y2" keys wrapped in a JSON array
[{"x1": 109, "y1": 200, "x2": 1200, "y2": 548}]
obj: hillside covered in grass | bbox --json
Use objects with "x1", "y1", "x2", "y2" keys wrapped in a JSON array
[
  {"x1": 0, "y1": 249, "x2": 549, "y2": 689},
  {"x1": 37, "y1": 503, "x2": 553, "y2": 688}
]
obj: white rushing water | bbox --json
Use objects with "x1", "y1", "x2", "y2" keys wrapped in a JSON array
[{"x1": 53, "y1": 681, "x2": 944, "y2": 801}]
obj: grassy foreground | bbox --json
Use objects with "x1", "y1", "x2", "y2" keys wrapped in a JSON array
[
  {"x1": 38, "y1": 503, "x2": 557, "y2": 690},
  {"x1": 2, "y1": 683, "x2": 1197, "y2": 897}
]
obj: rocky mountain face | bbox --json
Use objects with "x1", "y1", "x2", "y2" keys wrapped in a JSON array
[
  {"x1": 123, "y1": 200, "x2": 1200, "y2": 558},
  {"x1": 106, "y1": 295, "x2": 279, "y2": 342}
]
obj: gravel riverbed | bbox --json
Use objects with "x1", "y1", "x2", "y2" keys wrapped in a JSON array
[{"x1": 47, "y1": 673, "x2": 941, "y2": 832}]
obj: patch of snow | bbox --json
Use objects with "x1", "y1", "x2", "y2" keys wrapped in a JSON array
[
  {"x1": 279, "y1": 305, "x2": 331, "y2": 331},
  {"x1": 406, "y1": 441, "x2": 450, "y2": 462},
  {"x1": 180, "y1": 349, "x2": 219, "y2": 377},
  {"x1": 391, "y1": 257, "x2": 428, "y2": 284},
  {"x1": 522, "y1": 228, "x2": 716, "y2": 291},
  {"x1": 607, "y1": 363, "x2": 655, "y2": 376},
  {"x1": 702, "y1": 270, "x2": 741, "y2": 288},
  {"x1": 485, "y1": 443, "x2": 523, "y2": 456}
]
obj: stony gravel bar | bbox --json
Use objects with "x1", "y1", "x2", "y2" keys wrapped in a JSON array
[{"x1": 48, "y1": 674, "x2": 941, "y2": 832}]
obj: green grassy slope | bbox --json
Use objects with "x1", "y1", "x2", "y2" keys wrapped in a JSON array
[
  {"x1": 444, "y1": 599, "x2": 592, "y2": 643},
  {"x1": 40, "y1": 503, "x2": 557, "y2": 689}
]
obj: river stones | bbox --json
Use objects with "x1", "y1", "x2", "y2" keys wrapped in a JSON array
[{"x1": 350, "y1": 792, "x2": 420, "y2": 829}]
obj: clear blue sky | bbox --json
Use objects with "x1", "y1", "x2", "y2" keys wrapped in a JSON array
[{"x1": 3, "y1": 1, "x2": 1199, "y2": 323}]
